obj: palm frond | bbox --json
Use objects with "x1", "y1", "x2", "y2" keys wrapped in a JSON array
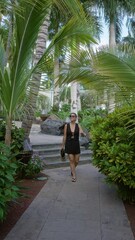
[
  {"x1": 92, "y1": 51, "x2": 135, "y2": 89},
  {"x1": 53, "y1": 45, "x2": 135, "y2": 108},
  {"x1": 0, "y1": 0, "x2": 52, "y2": 117},
  {"x1": 38, "y1": 16, "x2": 97, "y2": 73},
  {"x1": 0, "y1": 39, "x2": 5, "y2": 72}
]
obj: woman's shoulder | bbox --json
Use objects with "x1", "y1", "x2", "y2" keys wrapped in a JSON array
[{"x1": 64, "y1": 123, "x2": 69, "y2": 129}]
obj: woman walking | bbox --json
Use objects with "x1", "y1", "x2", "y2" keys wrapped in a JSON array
[{"x1": 61, "y1": 113, "x2": 86, "y2": 182}]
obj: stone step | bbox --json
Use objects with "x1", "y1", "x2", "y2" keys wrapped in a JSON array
[
  {"x1": 32, "y1": 143, "x2": 91, "y2": 150},
  {"x1": 32, "y1": 143, "x2": 92, "y2": 169},
  {"x1": 33, "y1": 148, "x2": 91, "y2": 156},
  {"x1": 32, "y1": 143, "x2": 61, "y2": 150},
  {"x1": 42, "y1": 156, "x2": 92, "y2": 169}
]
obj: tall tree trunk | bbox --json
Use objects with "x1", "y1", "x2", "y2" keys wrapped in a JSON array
[
  {"x1": 4, "y1": 0, "x2": 14, "y2": 145},
  {"x1": 77, "y1": 83, "x2": 81, "y2": 111},
  {"x1": 22, "y1": 15, "x2": 50, "y2": 139},
  {"x1": 109, "y1": 21, "x2": 116, "y2": 47},
  {"x1": 5, "y1": 116, "x2": 12, "y2": 146},
  {"x1": 53, "y1": 57, "x2": 60, "y2": 110},
  {"x1": 71, "y1": 82, "x2": 78, "y2": 114},
  {"x1": 70, "y1": 42, "x2": 81, "y2": 115}
]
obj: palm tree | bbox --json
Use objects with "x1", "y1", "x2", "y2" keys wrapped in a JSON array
[
  {"x1": 21, "y1": 16, "x2": 50, "y2": 138},
  {"x1": 59, "y1": 42, "x2": 135, "y2": 111},
  {"x1": 82, "y1": 0, "x2": 133, "y2": 47},
  {"x1": 21, "y1": 0, "x2": 97, "y2": 139},
  {"x1": 49, "y1": 1, "x2": 100, "y2": 113},
  {"x1": 0, "y1": 0, "x2": 53, "y2": 145},
  {"x1": 0, "y1": 0, "x2": 96, "y2": 145},
  {"x1": 122, "y1": 17, "x2": 135, "y2": 45}
]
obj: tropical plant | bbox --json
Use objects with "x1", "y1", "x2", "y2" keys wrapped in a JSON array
[
  {"x1": 122, "y1": 17, "x2": 135, "y2": 54},
  {"x1": 0, "y1": 120, "x2": 25, "y2": 153},
  {"x1": 78, "y1": 108, "x2": 108, "y2": 131},
  {"x1": 17, "y1": 154, "x2": 43, "y2": 179},
  {"x1": 0, "y1": 142, "x2": 19, "y2": 221},
  {"x1": 59, "y1": 43, "x2": 135, "y2": 112},
  {"x1": 24, "y1": 154, "x2": 43, "y2": 178},
  {"x1": 82, "y1": 0, "x2": 134, "y2": 46},
  {"x1": 0, "y1": 0, "x2": 50, "y2": 145},
  {"x1": 0, "y1": 0, "x2": 97, "y2": 144},
  {"x1": 91, "y1": 106, "x2": 135, "y2": 202}
]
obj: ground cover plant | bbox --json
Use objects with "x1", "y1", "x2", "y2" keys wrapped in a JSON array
[
  {"x1": 0, "y1": 120, "x2": 43, "y2": 221},
  {"x1": 91, "y1": 106, "x2": 135, "y2": 202},
  {"x1": 0, "y1": 143, "x2": 20, "y2": 221}
]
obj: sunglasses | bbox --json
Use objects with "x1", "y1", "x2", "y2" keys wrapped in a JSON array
[{"x1": 70, "y1": 115, "x2": 76, "y2": 118}]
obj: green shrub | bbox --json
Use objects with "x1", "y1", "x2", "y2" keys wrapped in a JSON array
[
  {"x1": 91, "y1": 107, "x2": 135, "y2": 202},
  {"x1": 49, "y1": 104, "x2": 70, "y2": 121},
  {"x1": 0, "y1": 142, "x2": 20, "y2": 221},
  {"x1": 17, "y1": 155, "x2": 43, "y2": 179},
  {"x1": 0, "y1": 120, "x2": 24, "y2": 154},
  {"x1": 11, "y1": 127, "x2": 25, "y2": 154},
  {"x1": 0, "y1": 120, "x2": 6, "y2": 141},
  {"x1": 78, "y1": 108, "x2": 108, "y2": 131},
  {"x1": 24, "y1": 155, "x2": 43, "y2": 178}
]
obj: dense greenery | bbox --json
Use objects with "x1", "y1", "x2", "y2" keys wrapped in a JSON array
[
  {"x1": 91, "y1": 106, "x2": 135, "y2": 202},
  {"x1": 0, "y1": 143, "x2": 20, "y2": 221},
  {"x1": 54, "y1": 107, "x2": 107, "y2": 131},
  {"x1": 24, "y1": 155, "x2": 43, "y2": 178},
  {"x1": 17, "y1": 155, "x2": 43, "y2": 179},
  {"x1": 0, "y1": 121, "x2": 43, "y2": 221},
  {"x1": 0, "y1": 120, "x2": 24, "y2": 153},
  {"x1": 78, "y1": 108, "x2": 108, "y2": 131}
]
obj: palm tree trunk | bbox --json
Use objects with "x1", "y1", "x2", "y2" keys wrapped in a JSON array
[
  {"x1": 4, "y1": 0, "x2": 14, "y2": 145},
  {"x1": 77, "y1": 83, "x2": 81, "y2": 111},
  {"x1": 22, "y1": 15, "x2": 50, "y2": 139},
  {"x1": 71, "y1": 82, "x2": 78, "y2": 114},
  {"x1": 53, "y1": 57, "x2": 60, "y2": 109},
  {"x1": 109, "y1": 21, "x2": 116, "y2": 47},
  {"x1": 5, "y1": 116, "x2": 12, "y2": 146}
]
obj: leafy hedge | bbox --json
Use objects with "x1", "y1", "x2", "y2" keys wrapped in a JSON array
[
  {"x1": 0, "y1": 142, "x2": 20, "y2": 221},
  {"x1": 0, "y1": 120, "x2": 24, "y2": 153},
  {"x1": 91, "y1": 106, "x2": 135, "y2": 202}
]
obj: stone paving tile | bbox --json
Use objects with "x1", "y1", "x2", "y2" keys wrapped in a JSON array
[
  {"x1": 38, "y1": 220, "x2": 101, "y2": 240},
  {"x1": 101, "y1": 228, "x2": 134, "y2": 240},
  {"x1": 5, "y1": 214, "x2": 47, "y2": 240},
  {"x1": 38, "y1": 230, "x2": 101, "y2": 240},
  {"x1": 4, "y1": 164, "x2": 134, "y2": 240}
]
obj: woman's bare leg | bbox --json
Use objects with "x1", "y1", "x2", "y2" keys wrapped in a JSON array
[
  {"x1": 68, "y1": 154, "x2": 76, "y2": 178},
  {"x1": 75, "y1": 154, "x2": 80, "y2": 167}
]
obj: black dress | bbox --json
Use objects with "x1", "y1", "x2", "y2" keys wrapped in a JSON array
[{"x1": 65, "y1": 123, "x2": 80, "y2": 154}]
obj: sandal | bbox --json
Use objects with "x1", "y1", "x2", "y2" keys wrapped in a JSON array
[{"x1": 72, "y1": 177, "x2": 76, "y2": 182}]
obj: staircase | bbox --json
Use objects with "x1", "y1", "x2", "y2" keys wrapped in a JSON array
[{"x1": 32, "y1": 143, "x2": 92, "y2": 169}]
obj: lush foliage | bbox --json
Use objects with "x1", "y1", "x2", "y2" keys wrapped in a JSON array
[
  {"x1": 78, "y1": 108, "x2": 108, "y2": 131},
  {"x1": 24, "y1": 155, "x2": 43, "y2": 178},
  {"x1": 0, "y1": 142, "x2": 20, "y2": 221},
  {"x1": 50, "y1": 104, "x2": 70, "y2": 121},
  {"x1": 0, "y1": 120, "x2": 24, "y2": 153},
  {"x1": 0, "y1": 120, "x2": 5, "y2": 141},
  {"x1": 18, "y1": 154, "x2": 43, "y2": 179},
  {"x1": 91, "y1": 106, "x2": 135, "y2": 202}
]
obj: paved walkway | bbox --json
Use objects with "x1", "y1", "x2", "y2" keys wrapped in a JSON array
[{"x1": 4, "y1": 123, "x2": 135, "y2": 240}]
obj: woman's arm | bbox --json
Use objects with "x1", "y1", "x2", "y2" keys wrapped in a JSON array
[
  {"x1": 79, "y1": 124, "x2": 86, "y2": 137},
  {"x1": 61, "y1": 124, "x2": 67, "y2": 148}
]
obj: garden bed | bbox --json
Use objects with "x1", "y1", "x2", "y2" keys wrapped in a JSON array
[
  {"x1": 124, "y1": 202, "x2": 135, "y2": 237},
  {"x1": 0, "y1": 173, "x2": 48, "y2": 240}
]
